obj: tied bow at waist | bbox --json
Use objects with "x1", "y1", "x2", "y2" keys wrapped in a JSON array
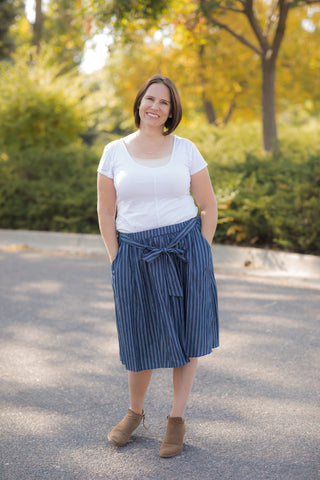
[
  {"x1": 142, "y1": 246, "x2": 187, "y2": 263},
  {"x1": 119, "y1": 217, "x2": 198, "y2": 297}
]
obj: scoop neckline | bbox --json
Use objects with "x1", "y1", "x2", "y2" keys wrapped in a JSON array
[{"x1": 121, "y1": 135, "x2": 176, "y2": 169}]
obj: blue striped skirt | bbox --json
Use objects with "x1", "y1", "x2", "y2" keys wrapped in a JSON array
[{"x1": 111, "y1": 216, "x2": 219, "y2": 372}]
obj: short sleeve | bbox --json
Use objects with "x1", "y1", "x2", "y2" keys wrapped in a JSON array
[
  {"x1": 189, "y1": 141, "x2": 208, "y2": 175},
  {"x1": 97, "y1": 143, "x2": 114, "y2": 179}
]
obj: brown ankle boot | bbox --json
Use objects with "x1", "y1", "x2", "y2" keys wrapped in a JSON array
[
  {"x1": 159, "y1": 416, "x2": 186, "y2": 458},
  {"x1": 108, "y1": 409, "x2": 146, "y2": 447}
]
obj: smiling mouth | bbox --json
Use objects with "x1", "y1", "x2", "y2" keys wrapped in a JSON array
[{"x1": 147, "y1": 112, "x2": 160, "y2": 118}]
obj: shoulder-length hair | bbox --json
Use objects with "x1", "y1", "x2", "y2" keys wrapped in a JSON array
[{"x1": 133, "y1": 74, "x2": 182, "y2": 136}]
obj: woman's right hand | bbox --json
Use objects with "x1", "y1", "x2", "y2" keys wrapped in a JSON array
[{"x1": 110, "y1": 251, "x2": 118, "y2": 264}]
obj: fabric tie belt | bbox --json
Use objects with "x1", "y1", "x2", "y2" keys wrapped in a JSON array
[{"x1": 119, "y1": 217, "x2": 198, "y2": 297}]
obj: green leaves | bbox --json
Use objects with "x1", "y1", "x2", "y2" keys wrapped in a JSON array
[
  {"x1": 180, "y1": 121, "x2": 320, "y2": 253},
  {"x1": 217, "y1": 149, "x2": 320, "y2": 253},
  {"x1": 0, "y1": 57, "x2": 88, "y2": 150},
  {"x1": 90, "y1": 0, "x2": 170, "y2": 33},
  {"x1": 0, "y1": 54, "x2": 98, "y2": 233},
  {"x1": 0, "y1": 0, "x2": 23, "y2": 60},
  {"x1": 0, "y1": 145, "x2": 99, "y2": 233},
  {"x1": 0, "y1": 118, "x2": 319, "y2": 251}
]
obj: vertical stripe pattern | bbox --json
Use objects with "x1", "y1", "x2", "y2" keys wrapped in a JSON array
[{"x1": 111, "y1": 216, "x2": 219, "y2": 372}]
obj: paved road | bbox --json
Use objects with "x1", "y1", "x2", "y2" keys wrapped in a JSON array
[{"x1": 0, "y1": 249, "x2": 319, "y2": 480}]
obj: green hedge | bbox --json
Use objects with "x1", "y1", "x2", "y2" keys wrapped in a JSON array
[
  {"x1": 177, "y1": 121, "x2": 320, "y2": 254},
  {"x1": 214, "y1": 151, "x2": 320, "y2": 253},
  {"x1": 0, "y1": 144, "x2": 100, "y2": 233},
  {"x1": 1, "y1": 121, "x2": 319, "y2": 254}
]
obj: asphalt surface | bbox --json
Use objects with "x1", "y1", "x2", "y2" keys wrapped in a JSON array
[{"x1": 0, "y1": 248, "x2": 319, "y2": 480}]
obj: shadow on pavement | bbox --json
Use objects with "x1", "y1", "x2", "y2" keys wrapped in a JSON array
[{"x1": 0, "y1": 251, "x2": 319, "y2": 480}]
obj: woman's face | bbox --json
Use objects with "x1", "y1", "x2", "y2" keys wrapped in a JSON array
[{"x1": 139, "y1": 83, "x2": 171, "y2": 129}]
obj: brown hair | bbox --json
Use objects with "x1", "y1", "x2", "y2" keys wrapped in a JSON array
[{"x1": 133, "y1": 74, "x2": 182, "y2": 135}]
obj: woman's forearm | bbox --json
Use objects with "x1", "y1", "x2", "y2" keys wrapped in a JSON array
[
  {"x1": 200, "y1": 195, "x2": 218, "y2": 246},
  {"x1": 98, "y1": 210, "x2": 118, "y2": 263},
  {"x1": 191, "y1": 167, "x2": 218, "y2": 246}
]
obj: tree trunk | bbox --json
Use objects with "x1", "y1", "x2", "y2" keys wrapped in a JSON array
[
  {"x1": 224, "y1": 101, "x2": 235, "y2": 125},
  {"x1": 32, "y1": 0, "x2": 43, "y2": 51},
  {"x1": 261, "y1": 57, "x2": 278, "y2": 151},
  {"x1": 198, "y1": 44, "x2": 218, "y2": 125},
  {"x1": 202, "y1": 93, "x2": 217, "y2": 124}
]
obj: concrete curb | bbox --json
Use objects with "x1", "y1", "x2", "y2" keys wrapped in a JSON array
[
  {"x1": 0, "y1": 228, "x2": 105, "y2": 256},
  {"x1": 213, "y1": 243, "x2": 320, "y2": 280},
  {"x1": 1, "y1": 228, "x2": 319, "y2": 281}
]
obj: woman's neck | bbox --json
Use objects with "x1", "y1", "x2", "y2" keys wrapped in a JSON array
[
  {"x1": 124, "y1": 130, "x2": 174, "y2": 159},
  {"x1": 137, "y1": 124, "x2": 165, "y2": 140}
]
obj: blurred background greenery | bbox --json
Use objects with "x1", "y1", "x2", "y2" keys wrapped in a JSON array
[{"x1": 0, "y1": 0, "x2": 319, "y2": 253}]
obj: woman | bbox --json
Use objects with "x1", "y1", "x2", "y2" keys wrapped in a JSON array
[{"x1": 97, "y1": 74, "x2": 219, "y2": 458}]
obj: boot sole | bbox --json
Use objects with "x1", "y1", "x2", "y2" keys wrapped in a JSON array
[
  {"x1": 107, "y1": 433, "x2": 127, "y2": 447},
  {"x1": 159, "y1": 446, "x2": 183, "y2": 458}
]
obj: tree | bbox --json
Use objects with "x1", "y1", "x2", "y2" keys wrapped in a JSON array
[
  {"x1": 43, "y1": 0, "x2": 88, "y2": 68},
  {"x1": 90, "y1": 0, "x2": 320, "y2": 151},
  {"x1": 25, "y1": 0, "x2": 89, "y2": 69},
  {"x1": 278, "y1": 8, "x2": 320, "y2": 115},
  {"x1": 0, "y1": 57, "x2": 88, "y2": 150},
  {"x1": 0, "y1": 0, "x2": 23, "y2": 60},
  {"x1": 166, "y1": 8, "x2": 260, "y2": 125},
  {"x1": 89, "y1": 26, "x2": 260, "y2": 134},
  {"x1": 32, "y1": 0, "x2": 43, "y2": 51},
  {"x1": 90, "y1": 0, "x2": 261, "y2": 126},
  {"x1": 197, "y1": 0, "x2": 320, "y2": 150}
]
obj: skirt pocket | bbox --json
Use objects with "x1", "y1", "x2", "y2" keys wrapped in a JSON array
[{"x1": 111, "y1": 243, "x2": 123, "y2": 273}]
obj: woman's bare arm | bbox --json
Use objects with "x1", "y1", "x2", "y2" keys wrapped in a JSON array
[
  {"x1": 191, "y1": 168, "x2": 218, "y2": 245},
  {"x1": 97, "y1": 173, "x2": 118, "y2": 263}
]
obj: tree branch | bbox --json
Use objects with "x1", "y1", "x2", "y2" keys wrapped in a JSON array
[
  {"x1": 218, "y1": 5, "x2": 246, "y2": 13},
  {"x1": 243, "y1": 0, "x2": 269, "y2": 51},
  {"x1": 210, "y1": 18, "x2": 262, "y2": 55},
  {"x1": 263, "y1": 0, "x2": 278, "y2": 38},
  {"x1": 288, "y1": 0, "x2": 320, "y2": 7},
  {"x1": 271, "y1": 0, "x2": 290, "y2": 62}
]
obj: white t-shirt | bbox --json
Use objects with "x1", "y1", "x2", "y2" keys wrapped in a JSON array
[{"x1": 97, "y1": 135, "x2": 207, "y2": 233}]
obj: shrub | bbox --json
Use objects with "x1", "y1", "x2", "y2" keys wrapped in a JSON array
[
  {"x1": 179, "y1": 121, "x2": 320, "y2": 253},
  {"x1": 215, "y1": 151, "x2": 320, "y2": 253},
  {"x1": 1, "y1": 118, "x2": 319, "y2": 254},
  {"x1": 0, "y1": 58, "x2": 87, "y2": 150},
  {"x1": 0, "y1": 144, "x2": 99, "y2": 233}
]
